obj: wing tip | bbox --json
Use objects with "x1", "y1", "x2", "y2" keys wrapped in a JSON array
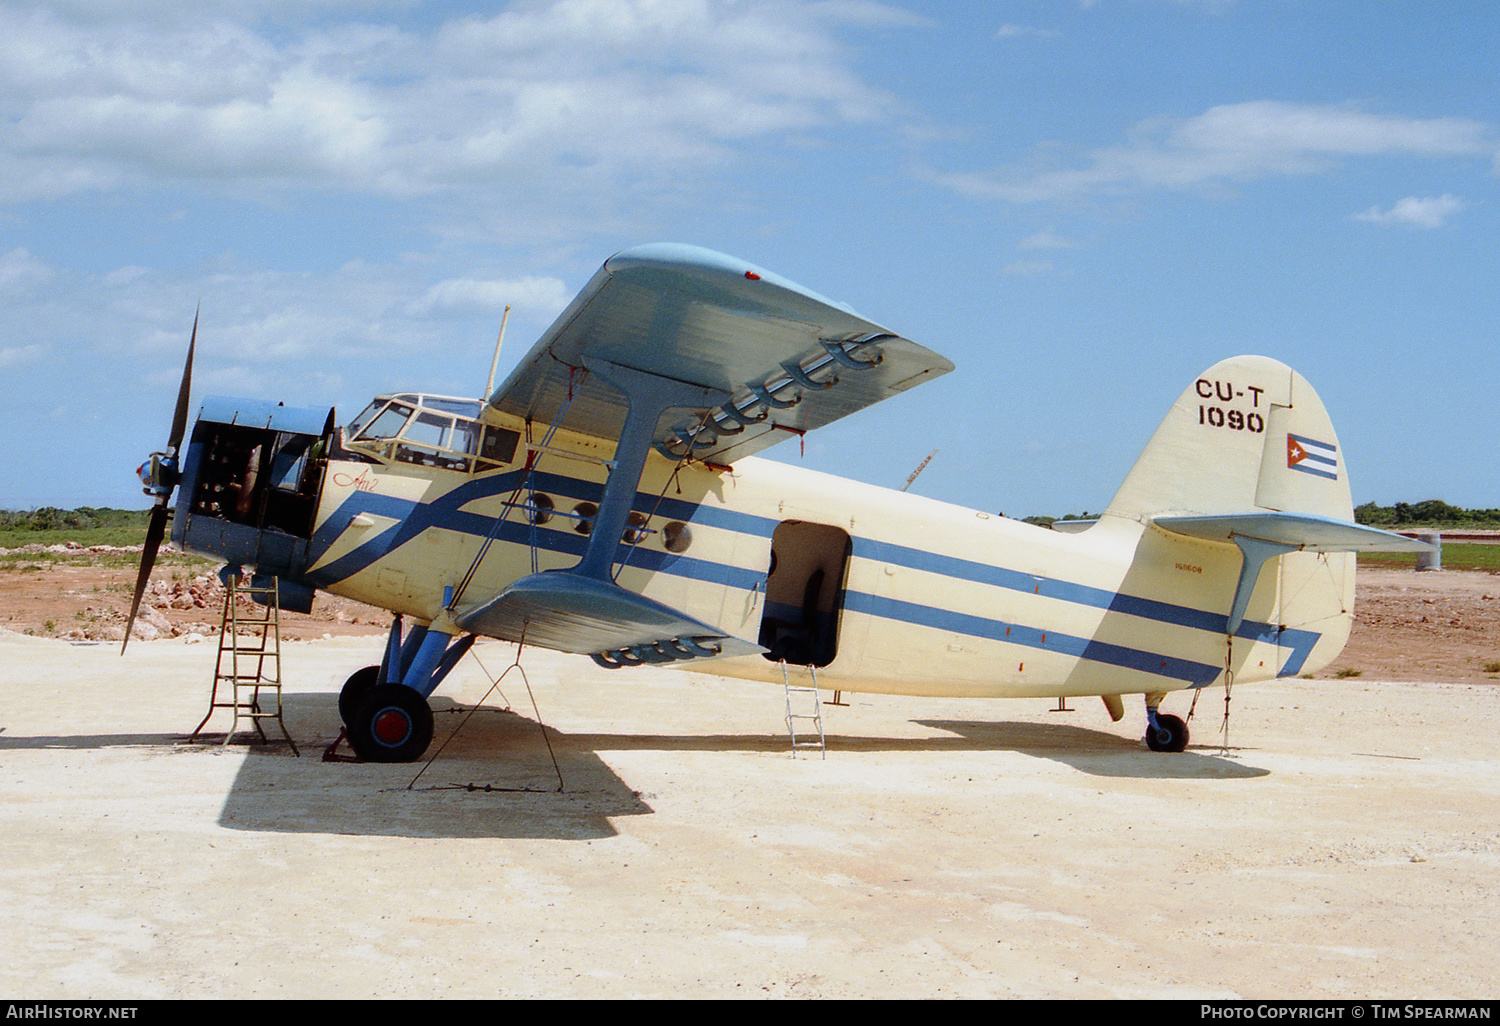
[{"x1": 606, "y1": 243, "x2": 860, "y2": 316}]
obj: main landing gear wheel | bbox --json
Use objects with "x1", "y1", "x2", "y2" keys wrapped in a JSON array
[
  {"x1": 1145, "y1": 713, "x2": 1189, "y2": 753},
  {"x1": 338, "y1": 665, "x2": 380, "y2": 727},
  {"x1": 349, "y1": 683, "x2": 434, "y2": 763}
]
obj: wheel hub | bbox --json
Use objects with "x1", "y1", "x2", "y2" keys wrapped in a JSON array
[{"x1": 373, "y1": 708, "x2": 410, "y2": 745}]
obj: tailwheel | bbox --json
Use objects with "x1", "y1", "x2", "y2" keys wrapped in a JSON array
[
  {"x1": 338, "y1": 665, "x2": 380, "y2": 727},
  {"x1": 1145, "y1": 712, "x2": 1189, "y2": 753},
  {"x1": 349, "y1": 683, "x2": 434, "y2": 763}
]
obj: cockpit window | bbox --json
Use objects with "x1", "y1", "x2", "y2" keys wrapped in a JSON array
[
  {"x1": 402, "y1": 411, "x2": 445, "y2": 447},
  {"x1": 394, "y1": 411, "x2": 469, "y2": 470},
  {"x1": 345, "y1": 400, "x2": 386, "y2": 440},
  {"x1": 342, "y1": 394, "x2": 518, "y2": 474},
  {"x1": 357, "y1": 403, "x2": 416, "y2": 441},
  {"x1": 418, "y1": 396, "x2": 483, "y2": 419}
]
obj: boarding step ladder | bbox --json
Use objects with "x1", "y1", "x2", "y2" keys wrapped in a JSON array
[
  {"x1": 189, "y1": 574, "x2": 299, "y2": 755},
  {"x1": 780, "y1": 660, "x2": 826, "y2": 759}
]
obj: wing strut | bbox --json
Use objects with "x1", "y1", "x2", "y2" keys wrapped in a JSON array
[
  {"x1": 572, "y1": 358, "x2": 728, "y2": 581},
  {"x1": 452, "y1": 360, "x2": 757, "y2": 661},
  {"x1": 449, "y1": 368, "x2": 586, "y2": 611}
]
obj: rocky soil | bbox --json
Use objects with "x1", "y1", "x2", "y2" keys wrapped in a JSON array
[
  {"x1": 3, "y1": 545, "x2": 1497, "y2": 682},
  {"x1": 0, "y1": 543, "x2": 387, "y2": 643}
]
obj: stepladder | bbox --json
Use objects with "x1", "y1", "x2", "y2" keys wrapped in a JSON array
[
  {"x1": 189, "y1": 573, "x2": 298, "y2": 755},
  {"x1": 780, "y1": 660, "x2": 826, "y2": 759}
]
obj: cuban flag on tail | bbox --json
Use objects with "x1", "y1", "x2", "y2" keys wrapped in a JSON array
[{"x1": 1287, "y1": 433, "x2": 1338, "y2": 481}]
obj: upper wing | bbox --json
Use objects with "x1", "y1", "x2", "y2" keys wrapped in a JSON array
[{"x1": 488, "y1": 243, "x2": 954, "y2": 463}]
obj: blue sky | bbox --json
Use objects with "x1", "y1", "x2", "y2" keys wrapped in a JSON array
[{"x1": 3, "y1": 0, "x2": 1497, "y2": 517}]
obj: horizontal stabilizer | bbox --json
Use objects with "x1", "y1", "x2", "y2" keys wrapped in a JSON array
[
  {"x1": 1151, "y1": 512, "x2": 1435, "y2": 553},
  {"x1": 454, "y1": 571, "x2": 763, "y2": 668},
  {"x1": 1152, "y1": 512, "x2": 1434, "y2": 634}
]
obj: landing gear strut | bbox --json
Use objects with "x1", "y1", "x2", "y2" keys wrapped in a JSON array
[{"x1": 334, "y1": 616, "x2": 476, "y2": 763}]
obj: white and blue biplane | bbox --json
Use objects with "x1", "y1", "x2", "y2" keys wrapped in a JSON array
[{"x1": 128, "y1": 244, "x2": 1429, "y2": 761}]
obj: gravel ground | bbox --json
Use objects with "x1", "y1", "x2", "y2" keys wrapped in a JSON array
[{"x1": 2, "y1": 591, "x2": 1497, "y2": 998}]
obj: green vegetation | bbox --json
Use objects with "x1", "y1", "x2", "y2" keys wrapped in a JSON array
[
  {"x1": 1023, "y1": 511, "x2": 1098, "y2": 528},
  {"x1": 1354, "y1": 499, "x2": 1500, "y2": 530},
  {"x1": 1359, "y1": 543, "x2": 1500, "y2": 573},
  {"x1": 0, "y1": 507, "x2": 152, "y2": 549},
  {"x1": 1026, "y1": 501, "x2": 1499, "y2": 531},
  {"x1": 0, "y1": 507, "x2": 212, "y2": 570}
]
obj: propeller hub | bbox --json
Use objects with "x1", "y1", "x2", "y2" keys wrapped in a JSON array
[{"x1": 137, "y1": 451, "x2": 180, "y2": 499}]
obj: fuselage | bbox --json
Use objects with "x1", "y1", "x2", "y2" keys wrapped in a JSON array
[{"x1": 209, "y1": 398, "x2": 1350, "y2": 702}]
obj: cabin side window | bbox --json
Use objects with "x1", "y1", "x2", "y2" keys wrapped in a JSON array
[{"x1": 477, "y1": 425, "x2": 521, "y2": 469}]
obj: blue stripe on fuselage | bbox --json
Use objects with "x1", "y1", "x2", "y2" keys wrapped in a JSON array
[
  {"x1": 849, "y1": 536, "x2": 1320, "y2": 680},
  {"x1": 840, "y1": 591, "x2": 1223, "y2": 685},
  {"x1": 306, "y1": 465, "x2": 1319, "y2": 681}
]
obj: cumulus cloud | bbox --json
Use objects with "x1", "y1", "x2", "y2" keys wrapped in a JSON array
[
  {"x1": 0, "y1": 343, "x2": 45, "y2": 368},
  {"x1": 995, "y1": 24, "x2": 1058, "y2": 41},
  {"x1": 1353, "y1": 194, "x2": 1466, "y2": 228},
  {"x1": 0, "y1": 247, "x2": 52, "y2": 293},
  {"x1": 999, "y1": 258, "x2": 1053, "y2": 277},
  {"x1": 0, "y1": 246, "x2": 565, "y2": 379},
  {"x1": 938, "y1": 101, "x2": 1498, "y2": 203},
  {"x1": 409, "y1": 275, "x2": 572, "y2": 317},
  {"x1": 0, "y1": 1, "x2": 906, "y2": 203},
  {"x1": 1017, "y1": 229, "x2": 1076, "y2": 250}
]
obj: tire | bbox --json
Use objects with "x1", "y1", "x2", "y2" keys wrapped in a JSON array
[
  {"x1": 1145, "y1": 712, "x2": 1189, "y2": 753},
  {"x1": 349, "y1": 683, "x2": 434, "y2": 763},
  {"x1": 338, "y1": 665, "x2": 380, "y2": 727}
]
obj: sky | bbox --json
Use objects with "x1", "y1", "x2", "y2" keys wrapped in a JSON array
[{"x1": 3, "y1": 0, "x2": 1497, "y2": 518}]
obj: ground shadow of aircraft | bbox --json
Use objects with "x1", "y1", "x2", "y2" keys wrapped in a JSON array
[
  {"x1": 210, "y1": 693, "x2": 654, "y2": 840},
  {"x1": 913, "y1": 720, "x2": 1269, "y2": 779},
  {"x1": 2, "y1": 689, "x2": 1263, "y2": 842}
]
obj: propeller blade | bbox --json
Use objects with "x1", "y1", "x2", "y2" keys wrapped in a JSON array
[
  {"x1": 123, "y1": 313, "x2": 198, "y2": 654},
  {"x1": 121, "y1": 503, "x2": 169, "y2": 654},
  {"x1": 166, "y1": 307, "x2": 197, "y2": 455}
]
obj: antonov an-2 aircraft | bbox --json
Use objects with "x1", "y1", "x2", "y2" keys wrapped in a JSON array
[{"x1": 127, "y1": 243, "x2": 1428, "y2": 761}]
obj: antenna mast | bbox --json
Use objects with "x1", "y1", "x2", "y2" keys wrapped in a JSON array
[
  {"x1": 901, "y1": 449, "x2": 938, "y2": 492},
  {"x1": 482, "y1": 305, "x2": 512, "y2": 402}
]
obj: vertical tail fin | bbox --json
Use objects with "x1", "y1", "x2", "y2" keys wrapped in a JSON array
[
  {"x1": 1100, "y1": 356, "x2": 1428, "y2": 681},
  {"x1": 1103, "y1": 355, "x2": 1352, "y2": 523}
]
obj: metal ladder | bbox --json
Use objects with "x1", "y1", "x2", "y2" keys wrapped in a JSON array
[
  {"x1": 780, "y1": 660, "x2": 826, "y2": 758},
  {"x1": 190, "y1": 574, "x2": 298, "y2": 755}
]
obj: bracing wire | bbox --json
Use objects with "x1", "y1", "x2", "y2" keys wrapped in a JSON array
[
  {"x1": 449, "y1": 366, "x2": 588, "y2": 610},
  {"x1": 404, "y1": 632, "x2": 564, "y2": 793},
  {"x1": 609, "y1": 405, "x2": 714, "y2": 583}
]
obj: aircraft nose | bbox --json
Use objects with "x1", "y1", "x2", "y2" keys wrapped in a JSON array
[{"x1": 136, "y1": 453, "x2": 181, "y2": 499}]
